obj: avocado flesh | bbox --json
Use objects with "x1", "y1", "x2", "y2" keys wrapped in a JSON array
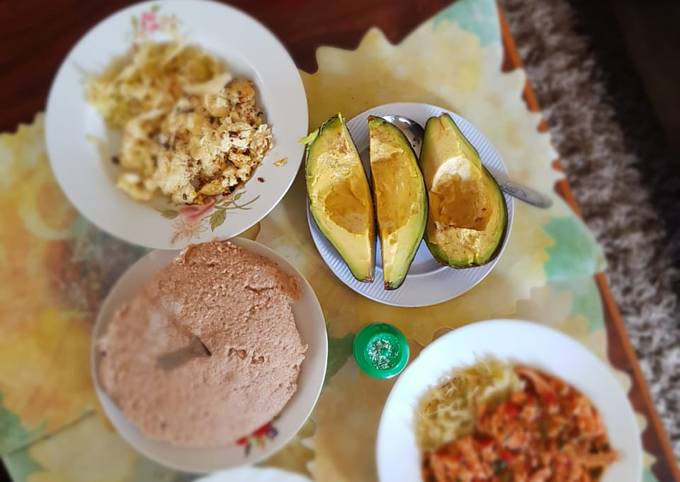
[
  {"x1": 368, "y1": 116, "x2": 427, "y2": 289},
  {"x1": 420, "y1": 114, "x2": 507, "y2": 267},
  {"x1": 305, "y1": 115, "x2": 376, "y2": 282}
]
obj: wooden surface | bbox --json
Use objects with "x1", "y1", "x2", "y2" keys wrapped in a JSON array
[
  {"x1": 1, "y1": 0, "x2": 451, "y2": 132},
  {"x1": 607, "y1": 0, "x2": 680, "y2": 156},
  {"x1": 1, "y1": 0, "x2": 677, "y2": 480}
]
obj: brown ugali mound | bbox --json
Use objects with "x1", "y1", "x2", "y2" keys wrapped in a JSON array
[{"x1": 98, "y1": 240, "x2": 307, "y2": 447}]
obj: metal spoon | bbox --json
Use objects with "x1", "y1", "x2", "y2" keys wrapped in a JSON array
[
  {"x1": 157, "y1": 334, "x2": 211, "y2": 371},
  {"x1": 381, "y1": 115, "x2": 553, "y2": 209}
]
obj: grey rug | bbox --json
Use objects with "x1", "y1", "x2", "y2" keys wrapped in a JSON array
[{"x1": 502, "y1": 0, "x2": 680, "y2": 458}]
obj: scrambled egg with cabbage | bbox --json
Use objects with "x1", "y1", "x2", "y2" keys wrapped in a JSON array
[{"x1": 87, "y1": 42, "x2": 272, "y2": 204}]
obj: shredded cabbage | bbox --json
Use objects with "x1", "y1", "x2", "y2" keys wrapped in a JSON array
[
  {"x1": 415, "y1": 359, "x2": 522, "y2": 454},
  {"x1": 87, "y1": 42, "x2": 224, "y2": 129}
]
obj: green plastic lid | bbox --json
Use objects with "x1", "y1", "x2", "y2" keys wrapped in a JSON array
[{"x1": 353, "y1": 323, "x2": 410, "y2": 379}]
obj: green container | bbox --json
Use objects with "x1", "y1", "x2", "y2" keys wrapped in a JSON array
[{"x1": 353, "y1": 323, "x2": 409, "y2": 379}]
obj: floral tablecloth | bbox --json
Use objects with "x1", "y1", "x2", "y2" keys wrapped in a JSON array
[{"x1": 0, "y1": 0, "x2": 660, "y2": 481}]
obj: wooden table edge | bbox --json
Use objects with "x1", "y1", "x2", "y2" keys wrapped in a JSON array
[{"x1": 497, "y1": 5, "x2": 679, "y2": 480}]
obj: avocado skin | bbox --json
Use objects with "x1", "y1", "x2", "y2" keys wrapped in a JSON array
[
  {"x1": 305, "y1": 114, "x2": 376, "y2": 282},
  {"x1": 368, "y1": 116, "x2": 427, "y2": 289},
  {"x1": 420, "y1": 114, "x2": 507, "y2": 268}
]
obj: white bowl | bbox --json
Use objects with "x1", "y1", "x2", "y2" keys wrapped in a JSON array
[
  {"x1": 46, "y1": 0, "x2": 307, "y2": 249},
  {"x1": 307, "y1": 103, "x2": 514, "y2": 307},
  {"x1": 377, "y1": 320, "x2": 642, "y2": 482},
  {"x1": 91, "y1": 238, "x2": 327, "y2": 472}
]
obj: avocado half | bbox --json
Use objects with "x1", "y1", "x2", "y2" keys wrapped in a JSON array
[
  {"x1": 368, "y1": 116, "x2": 427, "y2": 289},
  {"x1": 305, "y1": 115, "x2": 376, "y2": 282},
  {"x1": 420, "y1": 113, "x2": 507, "y2": 268}
]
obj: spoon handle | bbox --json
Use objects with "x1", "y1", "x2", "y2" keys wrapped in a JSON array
[{"x1": 498, "y1": 179, "x2": 553, "y2": 209}]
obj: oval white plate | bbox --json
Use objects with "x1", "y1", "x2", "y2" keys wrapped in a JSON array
[
  {"x1": 46, "y1": 0, "x2": 307, "y2": 249},
  {"x1": 306, "y1": 103, "x2": 514, "y2": 307},
  {"x1": 91, "y1": 238, "x2": 327, "y2": 472},
  {"x1": 376, "y1": 320, "x2": 642, "y2": 482}
]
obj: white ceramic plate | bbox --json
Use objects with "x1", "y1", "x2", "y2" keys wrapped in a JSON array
[
  {"x1": 194, "y1": 467, "x2": 312, "y2": 482},
  {"x1": 306, "y1": 103, "x2": 514, "y2": 307},
  {"x1": 376, "y1": 320, "x2": 642, "y2": 482},
  {"x1": 91, "y1": 238, "x2": 327, "y2": 472},
  {"x1": 46, "y1": 0, "x2": 307, "y2": 249}
]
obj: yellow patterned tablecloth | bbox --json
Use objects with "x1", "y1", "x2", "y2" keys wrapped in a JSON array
[{"x1": 0, "y1": 1, "x2": 660, "y2": 481}]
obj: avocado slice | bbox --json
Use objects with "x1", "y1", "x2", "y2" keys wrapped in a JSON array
[
  {"x1": 305, "y1": 115, "x2": 376, "y2": 282},
  {"x1": 420, "y1": 113, "x2": 507, "y2": 268},
  {"x1": 368, "y1": 116, "x2": 428, "y2": 289}
]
